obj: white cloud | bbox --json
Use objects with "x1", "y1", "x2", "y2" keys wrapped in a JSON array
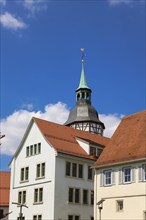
[
  {"x1": 0, "y1": 12, "x2": 27, "y2": 30},
  {"x1": 23, "y1": 0, "x2": 48, "y2": 16},
  {"x1": 22, "y1": 103, "x2": 34, "y2": 111},
  {"x1": 0, "y1": 102, "x2": 123, "y2": 155},
  {"x1": 0, "y1": 102, "x2": 69, "y2": 155},
  {"x1": 108, "y1": 0, "x2": 132, "y2": 5},
  {"x1": 0, "y1": 0, "x2": 6, "y2": 6},
  {"x1": 99, "y1": 113, "x2": 124, "y2": 137}
]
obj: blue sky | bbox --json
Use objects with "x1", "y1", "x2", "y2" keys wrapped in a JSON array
[{"x1": 0, "y1": 0, "x2": 145, "y2": 171}]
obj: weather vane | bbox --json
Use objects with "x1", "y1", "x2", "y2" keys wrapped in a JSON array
[{"x1": 80, "y1": 48, "x2": 86, "y2": 63}]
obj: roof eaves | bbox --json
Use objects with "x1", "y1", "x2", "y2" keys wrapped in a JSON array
[
  {"x1": 57, "y1": 150, "x2": 97, "y2": 161},
  {"x1": 93, "y1": 157, "x2": 146, "y2": 169}
]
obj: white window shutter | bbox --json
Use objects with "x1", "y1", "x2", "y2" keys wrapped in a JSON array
[
  {"x1": 131, "y1": 167, "x2": 135, "y2": 183},
  {"x1": 119, "y1": 169, "x2": 123, "y2": 184},
  {"x1": 138, "y1": 165, "x2": 143, "y2": 182},
  {"x1": 100, "y1": 172, "x2": 104, "y2": 187},
  {"x1": 112, "y1": 170, "x2": 115, "y2": 185}
]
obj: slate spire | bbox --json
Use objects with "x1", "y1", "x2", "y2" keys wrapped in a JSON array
[{"x1": 65, "y1": 49, "x2": 105, "y2": 136}]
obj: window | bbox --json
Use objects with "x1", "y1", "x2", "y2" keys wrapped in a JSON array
[
  {"x1": 139, "y1": 164, "x2": 146, "y2": 182},
  {"x1": 36, "y1": 163, "x2": 45, "y2": 178},
  {"x1": 20, "y1": 167, "x2": 29, "y2": 182},
  {"x1": 26, "y1": 147, "x2": 29, "y2": 157},
  {"x1": 34, "y1": 144, "x2": 37, "y2": 154},
  {"x1": 26, "y1": 143, "x2": 41, "y2": 157},
  {"x1": 17, "y1": 217, "x2": 25, "y2": 220},
  {"x1": 78, "y1": 164, "x2": 83, "y2": 178},
  {"x1": 90, "y1": 190, "x2": 94, "y2": 205},
  {"x1": 144, "y1": 211, "x2": 146, "y2": 220},
  {"x1": 104, "y1": 170, "x2": 112, "y2": 185},
  {"x1": 66, "y1": 162, "x2": 83, "y2": 179},
  {"x1": 0, "y1": 209, "x2": 4, "y2": 218},
  {"x1": 89, "y1": 146, "x2": 102, "y2": 157},
  {"x1": 30, "y1": 145, "x2": 33, "y2": 156},
  {"x1": 68, "y1": 188, "x2": 80, "y2": 204},
  {"x1": 38, "y1": 143, "x2": 41, "y2": 154},
  {"x1": 83, "y1": 189, "x2": 88, "y2": 205},
  {"x1": 72, "y1": 163, "x2": 77, "y2": 177},
  {"x1": 100, "y1": 170, "x2": 115, "y2": 187},
  {"x1": 68, "y1": 188, "x2": 74, "y2": 203},
  {"x1": 90, "y1": 147, "x2": 96, "y2": 156},
  {"x1": 18, "y1": 191, "x2": 26, "y2": 204},
  {"x1": 68, "y1": 216, "x2": 73, "y2": 220},
  {"x1": 34, "y1": 188, "x2": 43, "y2": 203},
  {"x1": 68, "y1": 216, "x2": 80, "y2": 220},
  {"x1": 116, "y1": 200, "x2": 123, "y2": 212},
  {"x1": 66, "y1": 162, "x2": 71, "y2": 176},
  {"x1": 143, "y1": 164, "x2": 146, "y2": 181},
  {"x1": 119, "y1": 167, "x2": 135, "y2": 184},
  {"x1": 123, "y1": 167, "x2": 131, "y2": 183},
  {"x1": 33, "y1": 215, "x2": 42, "y2": 220},
  {"x1": 75, "y1": 188, "x2": 80, "y2": 203},
  {"x1": 88, "y1": 166, "x2": 93, "y2": 180}
]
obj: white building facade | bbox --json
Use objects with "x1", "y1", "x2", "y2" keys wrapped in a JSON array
[{"x1": 9, "y1": 118, "x2": 108, "y2": 220}]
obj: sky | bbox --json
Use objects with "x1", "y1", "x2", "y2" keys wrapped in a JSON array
[{"x1": 0, "y1": 0, "x2": 145, "y2": 171}]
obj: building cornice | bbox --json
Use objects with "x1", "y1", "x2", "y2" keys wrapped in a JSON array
[{"x1": 93, "y1": 157, "x2": 146, "y2": 169}]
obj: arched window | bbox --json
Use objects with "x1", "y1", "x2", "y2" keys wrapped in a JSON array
[
  {"x1": 77, "y1": 93, "x2": 80, "y2": 101},
  {"x1": 82, "y1": 92, "x2": 85, "y2": 99},
  {"x1": 86, "y1": 93, "x2": 89, "y2": 100}
]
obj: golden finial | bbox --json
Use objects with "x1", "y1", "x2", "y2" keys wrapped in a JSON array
[{"x1": 80, "y1": 48, "x2": 85, "y2": 63}]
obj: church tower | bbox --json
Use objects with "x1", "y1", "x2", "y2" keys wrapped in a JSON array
[{"x1": 65, "y1": 49, "x2": 105, "y2": 136}]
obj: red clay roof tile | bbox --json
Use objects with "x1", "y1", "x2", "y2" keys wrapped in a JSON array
[
  {"x1": 94, "y1": 110, "x2": 146, "y2": 167},
  {"x1": 0, "y1": 172, "x2": 10, "y2": 206},
  {"x1": 33, "y1": 117, "x2": 109, "y2": 160}
]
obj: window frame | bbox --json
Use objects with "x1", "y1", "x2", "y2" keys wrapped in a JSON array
[
  {"x1": 82, "y1": 189, "x2": 89, "y2": 205},
  {"x1": 68, "y1": 215, "x2": 80, "y2": 220},
  {"x1": 143, "y1": 164, "x2": 146, "y2": 181},
  {"x1": 68, "y1": 187, "x2": 80, "y2": 204},
  {"x1": 123, "y1": 167, "x2": 131, "y2": 183},
  {"x1": 65, "y1": 162, "x2": 84, "y2": 179},
  {"x1": 116, "y1": 200, "x2": 123, "y2": 212},
  {"x1": 20, "y1": 167, "x2": 29, "y2": 182},
  {"x1": 18, "y1": 190, "x2": 26, "y2": 204},
  {"x1": 34, "y1": 188, "x2": 43, "y2": 204},
  {"x1": 33, "y1": 215, "x2": 42, "y2": 220},
  {"x1": 90, "y1": 190, "x2": 94, "y2": 205},
  {"x1": 36, "y1": 163, "x2": 45, "y2": 179},
  {"x1": 88, "y1": 166, "x2": 93, "y2": 180},
  {"x1": 26, "y1": 143, "x2": 41, "y2": 157},
  {"x1": 104, "y1": 170, "x2": 112, "y2": 186}
]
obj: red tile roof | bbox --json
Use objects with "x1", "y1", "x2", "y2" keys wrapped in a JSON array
[
  {"x1": 0, "y1": 172, "x2": 10, "y2": 206},
  {"x1": 33, "y1": 117, "x2": 109, "y2": 160},
  {"x1": 94, "y1": 110, "x2": 146, "y2": 167}
]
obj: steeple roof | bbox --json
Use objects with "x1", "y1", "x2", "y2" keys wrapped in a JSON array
[{"x1": 77, "y1": 61, "x2": 90, "y2": 90}]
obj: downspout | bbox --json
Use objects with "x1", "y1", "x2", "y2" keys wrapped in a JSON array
[{"x1": 94, "y1": 168, "x2": 98, "y2": 220}]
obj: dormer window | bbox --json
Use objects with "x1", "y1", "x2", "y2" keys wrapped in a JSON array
[{"x1": 90, "y1": 146, "x2": 102, "y2": 157}]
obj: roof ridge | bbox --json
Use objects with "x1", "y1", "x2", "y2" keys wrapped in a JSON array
[{"x1": 124, "y1": 110, "x2": 146, "y2": 119}]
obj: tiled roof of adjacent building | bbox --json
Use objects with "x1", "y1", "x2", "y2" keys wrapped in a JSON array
[
  {"x1": 94, "y1": 110, "x2": 146, "y2": 167},
  {"x1": 0, "y1": 171, "x2": 10, "y2": 206},
  {"x1": 33, "y1": 117, "x2": 109, "y2": 160}
]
